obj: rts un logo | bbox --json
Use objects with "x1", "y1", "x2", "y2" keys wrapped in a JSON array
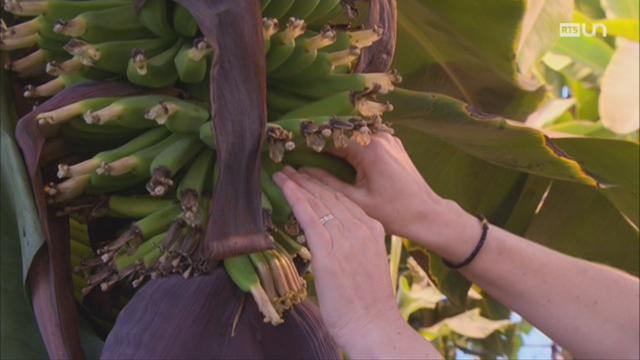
[{"x1": 560, "y1": 22, "x2": 608, "y2": 38}]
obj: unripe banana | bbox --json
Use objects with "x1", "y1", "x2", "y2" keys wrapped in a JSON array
[
  {"x1": 107, "y1": 196, "x2": 175, "y2": 219},
  {"x1": 62, "y1": 37, "x2": 175, "y2": 74},
  {"x1": 304, "y1": 0, "x2": 341, "y2": 27},
  {"x1": 137, "y1": 0, "x2": 175, "y2": 37},
  {"x1": 23, "y1": 73, "x2": 90, "y2": 98},
  {"x1": 262, "y1": 0, "x2": 296, "y2": 20},
  {"x1": 172, "y1": 4, "x2": 198, "y2": 37},
  {"x1": 262, "y1": 17, "x2": 279, "y2": 53},
  {"x1": 52, "y1": 4, "x2": 154, "y2": 43},
  {"x1": 267, "y1": 87, "x2": 310, "y2": 118},
  {"x1": 2, "y1": 0, "x2": 130, "y2": 19},
  {"x1": 36, "y1": 97, "x2": 119, "y2": 126},
  {"x1": 224, "y1": 255, "x2": 284, "y2": 326},
  {"x1": 283, "y1": 0, "x2": 320, "y2": 20},
  {"x1": 177, "y1": 150, "x2": 215, "y2": 227},
  {"x1": 96, "y1": 133, "x2": 183, "y2": 178},
  {"x1": 146, "y1": 135, "x2": 204, "y2": 197},
  {"x1": 127, "y1": 38, "x2": 184, "y2": 88},
  {"x1": 279, "y1": 89, "x2": 396, "y2": 119},
  {"x1": 174, "y1": 38, "x2": 212, "y2": 84},
  {"x1": 59, "y1": 119, "x2": 144, "y2": 152},
  {"x1": 279, "y1": 71, "x2": 402, "y2": 99},
  {"x1": 261, "y1": 162, "x2": 292, "y2": 224},
  {"x1": 199, "y1": 121, "x2": 216, "y2": 149},
  {"x1": 269, "y1": 26, "x2": 337, "y2": 79},
  {"x1": 57, "y1": 126, "x2": 170, "y2": 178},
  {"x1": 266, "y1": 17, "x2": 306, "y2": 72},
  {"x1": 115, "y1": 232, "x2": 167, "y2": 272}
]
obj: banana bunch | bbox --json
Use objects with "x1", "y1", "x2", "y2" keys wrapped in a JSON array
[
  {"x1": 2, "y1": 0, "x2": 210, "y2": 95},
  {"x1": 5, "y1": 0, "x2": 401, "y2": 326}
]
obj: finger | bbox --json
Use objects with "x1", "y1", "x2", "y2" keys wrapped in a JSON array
[
  {"x1": 299, "y1": 167, "x2": 366, "y2": 205},
  {"x1": 273, "y1": 171, "x2": 348, "y2": 253},
  {"x1": 273, "y1": 172, "x2": 333, "y2": 254},
  {"x1": 281, "y1": 166, "x2": 357, "y2": 228},
  {"x1": 334, "y1": 192, "x2": 385, "y2": 237}
]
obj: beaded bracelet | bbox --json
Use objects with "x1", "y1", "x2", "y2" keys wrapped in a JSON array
[{"x1": 443, "y1": 215, "x2": 489, "y2": 269}]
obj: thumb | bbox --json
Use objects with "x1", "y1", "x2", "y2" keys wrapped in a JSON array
[
  {"x1": 325, "y1": 141, "x2": 365, "y2": 165},
  {"x1": 299, "y1": 167, "x2": 366, "y2": 204}
]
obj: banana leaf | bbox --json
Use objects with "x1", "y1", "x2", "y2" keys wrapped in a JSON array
[{"x1": 392, "y1": 0, "x2": 576, "y2": 120}]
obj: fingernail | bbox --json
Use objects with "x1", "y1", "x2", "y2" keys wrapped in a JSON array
[{"x1": 283, "y1": 165, "x2": 296, "y2": 173}]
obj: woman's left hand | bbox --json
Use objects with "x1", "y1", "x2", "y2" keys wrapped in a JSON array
[{"x1": 273, "y1": 166, "x2": 438, "y2": 359}]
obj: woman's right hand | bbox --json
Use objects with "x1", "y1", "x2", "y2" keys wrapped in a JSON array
[{"x1": 300, "y1": 133, "x2": 473, "y2": 249}]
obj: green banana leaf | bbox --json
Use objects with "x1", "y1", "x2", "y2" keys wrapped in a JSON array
[
  {"x1": 392, "y1": 0, "x2": 575, "y2": 120},
  {"x1": 1, "y1": 69, "x2": 48, "y2": 358}
]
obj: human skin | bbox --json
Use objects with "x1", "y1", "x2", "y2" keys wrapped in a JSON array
[{"x1": 273, "y1": 133, "x2": 640, "y2": 359}]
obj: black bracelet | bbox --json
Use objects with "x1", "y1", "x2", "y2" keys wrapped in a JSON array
[{"x1": 443, "y1": 215, "x2": 489, "y2": 269}]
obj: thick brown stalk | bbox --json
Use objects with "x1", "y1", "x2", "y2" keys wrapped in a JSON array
[{"x1": 175, "y1": 0, "x2": 271, "y2": 259}]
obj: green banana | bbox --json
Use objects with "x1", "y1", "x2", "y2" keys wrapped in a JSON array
[
  {"x1": 283, "y1": 0, "x2": 320, "y2": 20},
  {"x1": 96, "y1": 133, "x2": 183, "y2": 178},
  {"x1": 52, "y1": 4, "x2": 154, "y2": 43},
  {"x1": 115, "y1": 232, "x2": 166, "y2": 272},
  {"x1": 143, "y1": 97, "x2": 211, "y2": 133},
  {"x1": 304, "y1": 0, "x2": 341, "y2": 26},
  {"x1": 146, "y1": 135, "x2": 204, "y2": 197},
  {"x1": 57, "y1": 126, "x2": 170, "y2": 178},
  {"x1": 199, "y1": 121, "x2": 216, "y2": 149},
  {"x1": 137, "y1": 0, "x2": 175, "y2": 37},
  {"x1": 127, "y1": 38, "x2": 184, "y2": 88},
  {"x1": 101, "y1": 204, "x2": 181, "y2": 257},
  {"x1": 83, "y1": 95, "x2": 209, "y2": 132},
  {"x1": 269, "y1": 26, "x2": 337, "y2": 79},
  {"x1": 177, "y1": 150, "x2": 215, "y2": 227},
  {"x1": 279, "y1": 71, "x2": 401, "y2": 99},
  {"x1": 3, "y1": 0, "x2": 130, "y2": 19},
  {"x1": 6, "y1": 48, "x2": 65, "y2": 77},
  {"x1": 172, "y1": 4, "x2": 198, "y2": 37},
  {"x1": 266, "y1": 18, "x2": 306, "y2": 72},
  {"x1": 23, "y1": 72, "x2": 90, "y2": 98},
  {"x1": 266, "y1": 86, "x2": 310, "y2": 116},
  {"x1": 283, "y1": 150, "x2": 355, "y2": 184},
  {"x1": 107, "y1": 196, "x2": 175, "y2": 219},
  {"x1": 59, "y1": 119, "x2": 145, "y2": 152},
  {"x1": 249, "y1": 252, "x2": 279, "y2": 303},
  {"x1": 279, "y1": 90, "x2": 395, "y2": 119},
  {"x1": 0, "y1": 14, "x2": 66, "y2": 42},
  {"x1": 224, "y1": 255, "x2": 283, "y2": 326},
  {"x1": 36, "y1": 96, "x2": 119, "y2": 125},
  {"x1": 63, "y1": 37, "x2": 175, "y2": 74},
  {"x1": 282, "y1": 46, "x2": 361, "y2": 83},
  {"x1": 260, "y1": 162, "x2": 291, "y2": 224},
  {"x1": 262, "y1": 0, "x2": 296, "y2": 20},
  {"x1": 263, "y1": 17, "x2": 279, "y2": 52},
  {"x1": 272, "y1": 226, "x2": 311, "y2": 261},
  {"x1": 174, "y1": 38, "x2": 212, "y2": 84}
]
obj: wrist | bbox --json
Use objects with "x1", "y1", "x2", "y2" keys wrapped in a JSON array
[{"x1": 406, "y1": 198, "x2": 481, "y2": 260}]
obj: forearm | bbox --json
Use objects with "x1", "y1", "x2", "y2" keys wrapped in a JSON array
[{"x1": 411, "y1": 203, "x2": 640, "y2": 359}]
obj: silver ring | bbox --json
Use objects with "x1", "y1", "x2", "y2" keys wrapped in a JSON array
[{"x1": 319, "y1": 214, "x2": 335, "y2": 225}]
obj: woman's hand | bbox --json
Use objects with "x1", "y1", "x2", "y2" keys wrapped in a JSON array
[
  {"x1": 299, "y1": 133, "x2": 475, "y2": 251},
  {"x1": 273, "y1": 166, "x2": 438, "y2": 359}
]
